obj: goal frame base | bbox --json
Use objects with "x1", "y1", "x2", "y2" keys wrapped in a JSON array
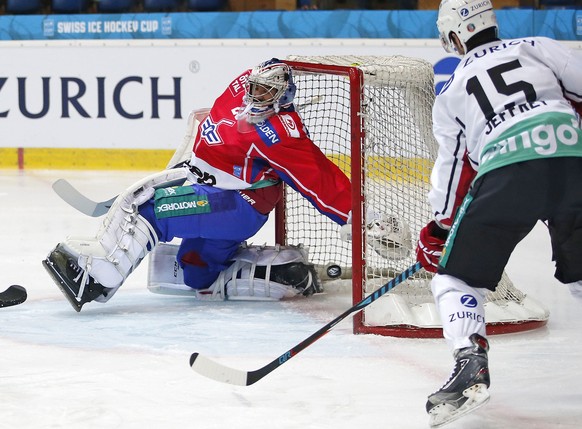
[{"x1": 354, "y1": 319, "x2": 549, "y2": 338}]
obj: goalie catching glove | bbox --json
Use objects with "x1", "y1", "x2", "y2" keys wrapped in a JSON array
[
  {"x1": 416, "y1": 220, "x2": 449, "y2": 273},
  {"x1": 340, "y1": 209, "x2": 412, "y2": 260}
]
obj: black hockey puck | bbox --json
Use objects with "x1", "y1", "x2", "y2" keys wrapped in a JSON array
[{"x1": 326, "y1": 264, "x2": 342, "y2": 279}]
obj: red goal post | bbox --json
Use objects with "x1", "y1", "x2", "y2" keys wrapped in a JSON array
[{"x1": 276, "y1": 55, "x2": 549, "y2": 337}]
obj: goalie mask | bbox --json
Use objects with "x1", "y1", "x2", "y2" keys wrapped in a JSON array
[
  {"x1": 437, "y1": 0, "x2": 498, "y2": 55},
  {"x1": 237, "y1": 58, "x2": 296, "y2": 124}
]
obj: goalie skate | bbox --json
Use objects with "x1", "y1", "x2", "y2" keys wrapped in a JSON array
[
  {"x1": 42, "y1": 243, "x2": 107, "y2": 312},
  {"x1": 427, "y1": 334, "x2": 490, "y2": 428}
]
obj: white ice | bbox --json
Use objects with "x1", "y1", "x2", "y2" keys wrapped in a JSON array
[{"x1": 1, "y1": 169, "x2": 581, "y2": 429}]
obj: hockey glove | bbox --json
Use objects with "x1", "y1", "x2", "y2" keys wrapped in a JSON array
[
  {"x1": 340, "y1": 208, "x2": 390, "y2": 242},
  {"x1": 416, "y1": 221, "x2": 449, "y2": 273}
]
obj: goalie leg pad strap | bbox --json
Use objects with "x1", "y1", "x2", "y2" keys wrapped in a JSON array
[
  {"x1": 211, "y1": 244, "x2": 322, "y2": 300},
  {"x1": 65, "y1": 206, "x2": 157, "y2": 293},
  {"x1": 147, "y1": 243, "x2": 322, "y2": 300}
]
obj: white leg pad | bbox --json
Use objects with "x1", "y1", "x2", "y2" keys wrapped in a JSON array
[
  {"x1": 431, "y1": 274, "x2": 487, "y2": 351},
  {"x1": 147, "y1": 242, "x2": 320, "y2": 301},
  {"x1": 65, "y1": 208, "x2": 157, "y2": 292},
  {"x1": 221, "y1": 261, "x2": 302, "y2": 301},
  {"x1": 63, "y1": 168, "x2": 189, "y2": 297}
]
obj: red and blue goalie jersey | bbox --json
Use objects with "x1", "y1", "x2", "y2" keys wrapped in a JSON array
[{"x1": 189, "y1": 69, "x2": 352, "y2": 225}]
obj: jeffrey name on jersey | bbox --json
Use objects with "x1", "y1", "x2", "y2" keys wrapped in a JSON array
[{"x1": 485, "y1": 100, "x2": 548, "y2": 135}]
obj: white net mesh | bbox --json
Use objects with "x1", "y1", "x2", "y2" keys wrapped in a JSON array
[{"x1": 282, "y1": 55, "x2": 549, "y2": 336}]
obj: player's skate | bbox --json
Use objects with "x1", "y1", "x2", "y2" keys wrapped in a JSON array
[
  {"x1": 43, "y1": 243, "x2": 108, "y2": 312},
  {"x1": 427, "y1": 333, "x2": 490, "y2": 428}
]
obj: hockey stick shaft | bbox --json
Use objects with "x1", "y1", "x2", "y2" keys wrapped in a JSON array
[{"x1": 189, "y1": 261, "x2": 423, "y2": 386}]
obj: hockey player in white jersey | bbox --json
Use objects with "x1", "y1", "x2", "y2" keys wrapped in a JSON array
[{"x1": 415, "y1": 0, "x2": 582, "y2": 426}]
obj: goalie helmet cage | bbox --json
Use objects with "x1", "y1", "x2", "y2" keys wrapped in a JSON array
[{"x1": 276, "y1": 55, "x2": 549, "y2": 338}]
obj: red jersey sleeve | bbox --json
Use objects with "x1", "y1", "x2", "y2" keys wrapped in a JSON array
[{"x1": 253, "y1": 111, "x2": 352, "y2": 225}]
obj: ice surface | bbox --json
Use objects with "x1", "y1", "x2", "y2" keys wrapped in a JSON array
[{"x1": 1, "y1": 170, "x2": 581, "y2": 429}]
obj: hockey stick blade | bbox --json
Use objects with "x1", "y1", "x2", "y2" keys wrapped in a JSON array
[
  {"x1": 52, "y1": 179, "x2": 116, "y2": 217},
  {"x1": 190, "y1": 261, "x2": 423, "y2": 386},
  {"x1": 0, "y1": 285, "x2": 27, "y2": 308}
]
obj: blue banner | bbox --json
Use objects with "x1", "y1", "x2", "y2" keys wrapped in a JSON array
[{"x1": 0, "y1": 9, "x2": 580, "y2": 41}]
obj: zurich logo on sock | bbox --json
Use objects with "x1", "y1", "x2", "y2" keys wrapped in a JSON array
[{"x1": 460, "y1": 294, "x2": 478, "y2": 308}]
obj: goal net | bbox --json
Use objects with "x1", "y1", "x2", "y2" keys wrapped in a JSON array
[{"x1": 278, "y1": 55, "x2": 549, "y2": 337}]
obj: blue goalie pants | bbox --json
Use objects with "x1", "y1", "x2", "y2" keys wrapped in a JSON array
[{"x1": 139, "y1": 183, "x2": 268, "y2": 290}]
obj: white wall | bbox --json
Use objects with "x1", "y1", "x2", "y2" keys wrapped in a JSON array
[{"x1": 1, "y1": 39, "x2": 580, "y2": 150}]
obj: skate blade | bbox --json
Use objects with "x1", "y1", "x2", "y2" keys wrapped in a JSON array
[
  {"x1": 42, "y1": 258, "x2": 84, "y2": 312},
  {"x1": 428, "y1": 384, "x2": 490, "y2": 428}
]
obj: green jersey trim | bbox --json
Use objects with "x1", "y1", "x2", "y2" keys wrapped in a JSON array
[
  {"x1": 439, "y1": 193, "x2": 473, "y2": 268},
  {"x1": 478, "y1": 112, "x2": 582, "y2": 180},
  {"x1": 154, "y1": 187, "x2": 211, "y2": 219}
]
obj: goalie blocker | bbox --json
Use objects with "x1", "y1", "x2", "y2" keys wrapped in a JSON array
[{"x1": 148, "y1": 242, "x2": 322, "y2": 301}]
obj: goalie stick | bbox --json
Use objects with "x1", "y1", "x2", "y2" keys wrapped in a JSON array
[
  {"x1": 189, "y1": 261, "x2": 423, "y2": 386},
  {"x1": 0, "y1": 285, "x2": 27, "y2": 307},
  {"x1": 52, "y1": 175, "x2": 187, "y2": 217}
]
